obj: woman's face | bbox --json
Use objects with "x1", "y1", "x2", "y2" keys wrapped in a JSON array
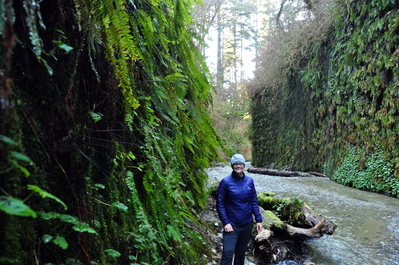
[{"x1": 232, "y1": 162, "x2": 245, "y2": 176}]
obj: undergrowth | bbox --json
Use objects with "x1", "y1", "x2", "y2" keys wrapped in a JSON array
[{"x1": 333, "y1": 147, "x2": 399, "y2": 197}]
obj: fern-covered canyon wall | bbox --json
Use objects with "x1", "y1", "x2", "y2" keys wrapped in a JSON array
[
  {"x1": 0, "y1": 0, "x2": 219, "y2": 264},
  {"x1": 250, "y1": 0, "x2": 399, "y2": 197}
]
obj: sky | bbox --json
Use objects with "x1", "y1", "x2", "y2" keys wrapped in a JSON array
[
  {"x1": 203, "y1": 0, "x2": 279, "y2": 82},
  {"x1": 204, "y1": 29, "x2": 256, "y2": 80}
]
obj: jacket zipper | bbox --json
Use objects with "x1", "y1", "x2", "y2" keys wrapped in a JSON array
[{"x1": 241, "y1": 177, "x2": 245, "y2": 225}]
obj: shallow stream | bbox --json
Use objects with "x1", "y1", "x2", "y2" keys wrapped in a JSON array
[{"x1": 207, "y1": 164, "x2": 399, "y2": 265}]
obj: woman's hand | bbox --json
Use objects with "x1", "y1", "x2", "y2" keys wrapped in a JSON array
[
  {"x1": 224, "y1": 223, "x2": 233, "y2": 232},
  {"x1": 256, "y1": 222, "x2": 263, "y2": 234}
]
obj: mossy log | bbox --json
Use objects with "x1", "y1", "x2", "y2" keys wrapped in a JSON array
[
  {"x1": 248, "y1": 168, "x2": 327, "y2": 178},
  {"x1": 251, "y1": 192, "x2": 337, "y2": 264}
]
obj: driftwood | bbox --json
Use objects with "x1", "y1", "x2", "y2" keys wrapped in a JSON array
[
  {"x1": 251, "y1": 192, "x2": 337, "y2": 264},
  {"x1": 308, "y1": 171, "x2": 327, "y2": 178},
  {"x1": 248, "y1": 167, "x2": 327, "y2": 178}
]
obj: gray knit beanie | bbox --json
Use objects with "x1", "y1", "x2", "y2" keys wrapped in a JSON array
[{"x1": 230, "y1": 154, "x2": 246, "y2": 167}]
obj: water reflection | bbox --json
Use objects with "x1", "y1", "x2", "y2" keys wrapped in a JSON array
[{"x1": 207, "y1": 165, "x2": 399, "y2": 265}]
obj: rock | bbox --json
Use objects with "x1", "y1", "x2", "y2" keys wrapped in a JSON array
[{"x1": 275, "y1": 261, "x2": 301, "y2": 265}]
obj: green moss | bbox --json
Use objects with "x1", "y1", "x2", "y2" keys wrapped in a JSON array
[
  {"x1": 261, "y1": 210, "x2": 284, "y2": 229},
  {"x1": 258, "y1": 192, "x2": 280, "y2": 211},
  {"x1": 258, "y1": 193, "x2": 305, "y2": 226},
  {"x1": 251, "y1": 0, "x2": 399, "y2": 197}
]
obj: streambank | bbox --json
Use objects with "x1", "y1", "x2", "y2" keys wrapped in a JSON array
[{"x1": 203, "y1": 164, "x2": 399, "y2": 265}]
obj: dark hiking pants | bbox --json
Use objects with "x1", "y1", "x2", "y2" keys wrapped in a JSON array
[{"x1": 220, "y1": 222, "x2": 253, "y2": 265}]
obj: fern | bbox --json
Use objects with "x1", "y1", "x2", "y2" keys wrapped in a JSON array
[
  {"x1": 79, "y1": 0, "x2": 218, "y2": 263},
  {"x1": 92, "y1": 0, "x2": 143, "y2": 109}
]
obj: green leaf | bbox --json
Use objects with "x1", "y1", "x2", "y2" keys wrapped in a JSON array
[
  {"x1": 27, "y1": 185, "x2": 68, "y2": 210},
  {"x1": 53, "y1": 40, "x2": 74, "y2": 53},
  {"x1": 94, "y1": 183, "x2": 105, "y2": 189},
  {"x1": 105, "y1": 249, "x2": 121, "y2": 258},
  {"x1": 14, "y1": 164, "x2": 31, "y2": 177},
  {"x1": 0, "y1": 134, "x2": 17, "y2": 145},
  {"x1": 42, "y1": 234, "x2": 53, "y2": 243},
  {"x1": 9, "y1": 151, "x2": 33, "y2": 163},
  {"x1": 39, "y1": 57, "x2": 53, "y2": 76},
  {"x1": 112, "y1": 201, "x2": 128, "y2": 211},
  {"x1": 37, "y1": 211, "x2": 61, "y2": 220},
  {"x1": 38, "y1": 212, "x2": 96, "y2": 234},
  {"x1": 58, "y1": 214, "x2": 78, "y2": 224},
  {"x1": 64, "y1": 258, "x2": 83, "y2": 265},
  {"x1": 0, "y1": 196, "x2": 37, "y2": 217},
  {"x1": 0, "y1": 257, "x2": 18, "y2": 263},
  {"x1": 53, "y1": 235, "x2": 68, "y2": 249},
  {"x1": 90, "y1": 111, "x2": 103, "y2": 123},
  {"x1": 72, "y1": 222, "x2": 97, "y2": 234}
]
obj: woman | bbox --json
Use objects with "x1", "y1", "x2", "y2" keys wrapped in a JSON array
[{"x1": 216, "y1": 154, "x2": 263, "y2": 265}]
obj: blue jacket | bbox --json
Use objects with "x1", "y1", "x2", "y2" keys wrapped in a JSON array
[{"x1": 216, "y1": 172, "x2": 263, "y2": 226}]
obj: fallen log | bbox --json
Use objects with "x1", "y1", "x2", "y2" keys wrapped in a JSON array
[
  {"x1": 257, "y1": 192, "x2": 337, "y2": 235},
  {"x1": 248, "y1": 168, "x2": 301, "y2": 177},
  {"x1": 248, "y1": 167, "x2": 327, "y2": 178},
  {"x1": 251, "y1": 192, "x2": 337, "y2": 264},
  {"x1": 308, "y1": 171, "x2": 327, "y2": 178}
]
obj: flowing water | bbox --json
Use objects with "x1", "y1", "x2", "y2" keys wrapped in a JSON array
[{"x1": 207, "y1": 165, "x2": 399, "y2": 265}]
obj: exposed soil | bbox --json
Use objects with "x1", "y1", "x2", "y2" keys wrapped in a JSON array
[{"x1": 198, "y1": 196, "x2": 224, "y2": 265}]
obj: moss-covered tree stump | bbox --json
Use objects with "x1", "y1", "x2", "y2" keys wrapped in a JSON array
[{"x1": 252, "y1": 192, "x2": 337, "y2": 264}]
